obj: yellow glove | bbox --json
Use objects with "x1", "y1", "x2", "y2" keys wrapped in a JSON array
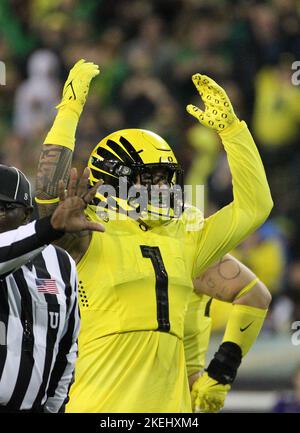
[
  {"x1": 187, "y1": 74, "x2": 238, "y2": 132},
  {"x1": 44, "y1": 59, "x2": 99, "y2": 150},
  {"x1": 56, "y1": 59, "x2": 100, "y2": 116},
  {"x1": 191, "y1": 372, "x2": 230, "y2": 413}
]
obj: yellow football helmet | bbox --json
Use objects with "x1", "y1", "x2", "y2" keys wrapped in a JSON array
[{"x1": 88, "y1": 129, "x2": 184, "y2": 227}]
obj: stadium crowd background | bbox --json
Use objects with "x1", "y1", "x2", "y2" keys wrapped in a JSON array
[{"x1": 0, "y1": 0, "x2": 300, "y2": 410}]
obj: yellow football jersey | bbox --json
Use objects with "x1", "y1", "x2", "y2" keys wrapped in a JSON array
[
  {"x1": 67, "y1": 207, "x2": 201, "y2": 413},
  {"x1": 66, "y1": 121, "x2": 272, "y2": 412}
]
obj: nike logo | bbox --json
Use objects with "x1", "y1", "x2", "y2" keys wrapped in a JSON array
[
  {"x1": 63, "y1": 80, "x2": 76, "y2": 100},
  {"x1": 240, "y1": 321, "x2": 254, "y2": 332}
]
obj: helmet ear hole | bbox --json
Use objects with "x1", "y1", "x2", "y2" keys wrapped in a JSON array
[{"x1": 115, "y1": 165, "x2": 132, "y2": 177}]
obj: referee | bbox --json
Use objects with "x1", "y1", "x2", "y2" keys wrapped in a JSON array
[{"x1": 0, "y1": 164, "x2": 103, "y2": 413}]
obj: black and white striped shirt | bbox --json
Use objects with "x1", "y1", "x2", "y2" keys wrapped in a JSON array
[{"x1": 0, "y1": 217, "x2": 80, "y2": 412}]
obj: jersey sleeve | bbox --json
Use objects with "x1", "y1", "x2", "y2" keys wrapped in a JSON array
[
  {"x1": 191, "y1": 120, "x2": 273, "y2": 278},
  {"x1": 0, "y1": 216, "x2": 64, "y2": 277}
]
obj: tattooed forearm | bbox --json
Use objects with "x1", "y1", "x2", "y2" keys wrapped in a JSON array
[
  {"x1": 206, "y1": 277, "x2": 216, "y2": 289},
  {"x1": 37, "y1": 202, "x2": 58, "y2": 219},
  {"x1": 36, "y1": 145, "x2": 72, "y2": 199},
  {"x1": 35, "y1": 145, "x2": 90, "y2": 262}
]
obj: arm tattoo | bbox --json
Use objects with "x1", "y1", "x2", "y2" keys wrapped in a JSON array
[
  {"x1": 37, "y1": 202, "x2": 58, "y2": 219},
  {"x1": 206, "y1": 277, "x2": 216, "y2": 289},
  {"x1": 36, "y1": 145, "x2": 72, "y2": 199},
  {"x1": 35, "y1": 144, "x2": 90, "y2": 261},
  {"x1": 217, "y1": 256, "x2": 241, "y2": 280},
  {"x1": 214, "y1": 286, "x2": 227, "y2": 300}
]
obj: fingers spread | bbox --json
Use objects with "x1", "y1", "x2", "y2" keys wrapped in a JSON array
[
  {"x1": 83, "y1": 179, "x2": 103, "y2": 204},
  {"x1": 186, "y1": 104, "x2": 205, "y2": 122},
  {"x1": 58, "y1": 180, "x2": 66, "y2": 202},
  {"x1": 77, "y1": 167, "x2": 90, "y2": 198},
  {"x1": 67, "y1": 167, "x2": 78, "y2": 197}
]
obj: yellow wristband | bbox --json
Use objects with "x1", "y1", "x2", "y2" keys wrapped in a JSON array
[{"x1": 35, "y1": 197, "x2": 59, "y2": 204}]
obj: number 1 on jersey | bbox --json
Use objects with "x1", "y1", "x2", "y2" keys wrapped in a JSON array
[{"x1": 140, "y1": 246, "x2": 170, "y2": 332}]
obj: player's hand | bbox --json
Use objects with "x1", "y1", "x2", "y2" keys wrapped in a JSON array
[
  {"x1": 56, "y1": 59, "x2": 100, "y2": 116},
  {"x1": 51, "y1": 167, "x2": 105, "y2": 233},
  {"x1": 187, "y1": 74, "x2": 238, "y2": 132},
  {"x1": 191, "y1": 372, "x2": 230, "y2": 413}
]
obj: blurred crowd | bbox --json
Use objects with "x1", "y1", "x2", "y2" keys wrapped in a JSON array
[{"x1": 1, "y1": 0, "x2": 300, "y2": 334}]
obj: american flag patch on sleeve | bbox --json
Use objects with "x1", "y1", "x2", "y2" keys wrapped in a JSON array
[{"x1": 36, "y1": 278, "x2": 59, "y2": 294}]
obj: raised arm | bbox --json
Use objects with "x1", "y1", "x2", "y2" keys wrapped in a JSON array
[
  {"x1": 186, "y1": 75, "x2": 273, "y2": 277},
  {"x1": 187, "y1": 254, "x2": 271, "y2": 413},
  {"x1": 35, "y1": 59, "x2": 100, "y2": 263}
]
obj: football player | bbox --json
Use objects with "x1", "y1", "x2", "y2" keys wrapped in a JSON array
[
  {"x1": 35, "y1": 60, "x2": 273, "y2": 412},
  {"x1": 184, "y1": 253, "x2": 271, "y2": 413}
]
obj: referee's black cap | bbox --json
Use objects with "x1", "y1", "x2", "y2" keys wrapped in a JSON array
[{"x1": 0, "y1": 165, "x2": 32, "y2": 207}]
